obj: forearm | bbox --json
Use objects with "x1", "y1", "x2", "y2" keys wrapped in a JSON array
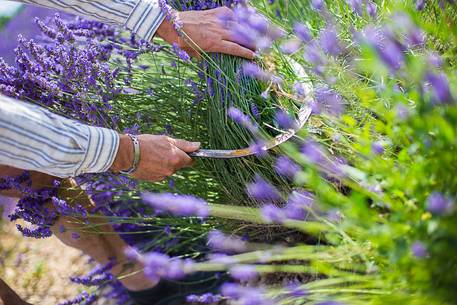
[{"x1": 0, "y1": 94, "x2": 119, "y2": 178}]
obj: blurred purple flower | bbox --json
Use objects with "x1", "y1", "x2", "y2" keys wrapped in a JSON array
[
  {"x1": 228, "y1": 106, "x2": 258, "y2": 132},
  {"x1": 207, "y1": 229, "x2": 248, "y2": 253},
  {"x1": 426, "y1": 192, "x2": 454, "y2": 215},
  {"x1": 378, "y1": 37, "x2": 405, "y2": 71},
  {"x1": 327, "y1": 209, "x2": 343, "y2": 223},
  {"x1": 319, "y1": 27, "x2": 341, "y2": 56},
  {"x1": 347, "y1": 0, "x2": 363, "y2": 15},
  {"x1": 280, "y1": 39, "x2": 302, "y2": 54},
  {"x1": 411, "y1": 241, "x2": 428, "y2": 258},
  {"x1": 274, "y1": 156, "x2": 300, "y2": 178},
  {"x1": 261, "y1": 204, "x2": 286, "y2": 223},
  {"x1": 313, "y1": 86, "x2": 344, "y2": 116},
  {"x1": 230, "y1": 265, "x2": 258, "y2": 281},
  {"x1": 311, "y1": 0, "x2": 325, "y2": 10},
  {"x1": 142, "y1": 252, "x2": 192, "y2": 281},
  {"x1": 249, "y1": 140, "x2": 268, "y2": 157},
  {"x1": 275, "y1": 110, "x2": 295, "y2": 129},
  {"x1": 416, "y1": 0, "x2": 426, "y2": 10},
  {"x1": 246, "y1": 175, "x2": 281, "y2": 202},
  {"x1": 294, "y1": 81, "x2": 307, "y2": 97},
  {"x1": 371, "y1": 141, "x2": 384, "y2": 155},
  {"x1": 366, "y1": 1, "x2": 377, "y2": 18},
  {"x1": 285, "y1": 191, "x2": 314, "y2": 220},
  {"x1": 187, "y1": 293, "x2": 222, "y2": 304},
  {"x1": 425, "y1": 72, "x2": 453, "y2": 104},
  {"x1": 286, "y1": 282, "x2": 309, "y2": 297},
  {"x1": 172, "y1": 43, "x2": 190, "y2": 62},
  {"x1": 241, "y1": 62, "x2": 270, "y2": 81},
  {"x1": 395, "y1": 104, "x2": 411, "y2": 121},
  {"x1": 142, "y1": 192, "x2": 209, "y2": 217},
  {"x1": 427, "y1": 52, "x2": 443, "y2": 68},
  {"x1": 294, "y1": 23, "x2": 312, "y2": 42}
]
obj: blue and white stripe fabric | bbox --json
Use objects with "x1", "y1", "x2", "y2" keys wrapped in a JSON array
[
  {"x1": 15, "y1": 0, "x2": 165, "y2": 42},
  {"x1": 0, "y1": 94, "x2": 119, "y2": 178}
]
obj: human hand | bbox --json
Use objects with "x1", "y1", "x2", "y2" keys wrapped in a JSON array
[
  {"x1": 111, "y1": 135, "x2": 200, "y2": 182},
  {"x1": 156, "y1": 6, "x2": 255, "y2": 59}
]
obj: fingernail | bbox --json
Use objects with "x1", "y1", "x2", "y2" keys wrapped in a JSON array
[{"x1": 192, "y1": 142, "x2": 201, "y2": 147}]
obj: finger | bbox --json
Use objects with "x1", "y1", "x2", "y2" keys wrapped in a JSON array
[
  {"x1": 211, "y1": 40, "x2": 255, "y2": 60},
  {"x1": 173, "y1": 150, "x2": 194, "y2": 169},
  {"x1": 173, "y1": 139, "x2": 201, "y2": 153}
]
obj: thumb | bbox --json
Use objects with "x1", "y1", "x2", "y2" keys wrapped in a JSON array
[{"x1": 173, "y1": 139, "x2": 201, "y2": 152}]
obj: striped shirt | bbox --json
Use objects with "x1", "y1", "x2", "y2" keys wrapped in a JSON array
[
  {"x1": 15, "y1": 0, "x2": 165, "y2": 42},
  {"x1": 0, "y1": 0, "x2": 166, "y2": 177}
]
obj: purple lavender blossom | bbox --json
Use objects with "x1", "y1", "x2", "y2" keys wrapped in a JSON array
[
  {"x1": 275, "y1": 110, "x2": 296, "y2": 130},
  {"x1": 285, "y1": 282, "x2": 309, "y2": 297},
  {"x1": 207, "y1": 230, "x2": 248, "y2": 253},
  {"x1": 142, "y1": 192, "x2": 210, "y2": 217},
  {"x1": 313, "y1": 86, "x2": 344, "y2": 116},
  {"x1": 172, "y1": 43, "x2": 191, "y2": 62},
  {"x1": 284, "y1": 191, "x2": 314, "y2": 220},
  {"x1": 371, "y1": 141, "x2": 384, "y2": 155},
  {"x1": 416, "y1": 0, "x2": 426, "y2": 10},
  {"x1": 142, "y1": 252, "x2": 192, "y2": 281},
  {"x1": 241, "y1": 62, "x2": 270, "y2": 81},
  {"x1": 293, "y1": 23, "x2": 312, "y2": 42},
  {"x1": 229, "y1": 265, "x2": 258, "y2": 281},
  {"x1": 427, "y1": 52, "x2": 443, "y2": 68},
  {"x1": 221, "y1": 283, "x2": 275, "y2": 305},
  {"x1": 426, "y1": 192, "x2": 454, "y2": 215},
  {"x1": 347, "y1": 0, "x2": 363, "y2": 15},
  {"x1": 425, "y1": 72, "x2": 453, "y2": 104},
  {"x1": 293, "y1": 81, "x2": 307, "y2": 98},
  {"x1": 186, "y1": 293, "x2": 222, "y2": 304},
  {"x1": 261, "y1": 204, "x2": 286, "y2": 223},
  {"x1": 411, "y1": 241, "x2": 428, "y2": 258},
  {"x1": 249, "y1": 140, "x2": 268, "y2": 157},
  {"x1": 228, "y1": 106, "x2": 258, "y2": 133},
  {"x1": 319, "y1": 27, "x2": 342, "y2": 56},
  {"x1": 327, "y1": 209, "x2": 343, "y2": 223},
  {"x1": 378, "y1": 37, "x2": 405, "y2": 72},
  {"x1": 395, "y1": 104, "x2": 411, "y2": 121},
  {"x1": 311, "y1": 0, "x2": 325, "y2": 10},
  {"x1": 274, "y1": 156, "x2": 300, "y2": 178},
  {"x1": 246, "y1": 175, "x2": 281, "y2": 202},
  {"x1": 280, "y1": 39, "x2": 302, "y2": 54},
  {"x1": 366, "y1": 1, "x2": 377, "y2": 18}
]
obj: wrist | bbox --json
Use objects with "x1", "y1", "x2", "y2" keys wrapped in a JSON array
[
  {"x1": 110, "y1": 134, "x2": 134, "y2": 173},
  {"x1": 156, "y1": 11, "x2": 180, "y2": 42}
]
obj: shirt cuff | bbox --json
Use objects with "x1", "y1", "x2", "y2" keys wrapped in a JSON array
[
  {"x1": 75, "y1": 126, "x2": 120, "y2": 176},
  {"x1": 125, "y1": 0, "x2": 166, "y2": 42}
]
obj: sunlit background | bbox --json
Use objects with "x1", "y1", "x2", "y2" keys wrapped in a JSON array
[{"x1": 0, "y1": 1, "x2": 57, "y2": 63}]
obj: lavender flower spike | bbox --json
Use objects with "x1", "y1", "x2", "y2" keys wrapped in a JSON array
[
  {"x1": 142, "y1": 192, "x2": 210, "y2": 217},
  {"x1": 426, "y1": 192, "x2": 454, "y2": 215},
  {"x1": 246, "y1": 175, "x2": 281, "y2": 202},
  {"x1": 207, "y1": 230, "x2": 248, "y2": 253}
]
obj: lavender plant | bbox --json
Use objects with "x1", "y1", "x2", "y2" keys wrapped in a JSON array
[{"x1": 1, "y1": 0, "x2": 457, "y2": 305}]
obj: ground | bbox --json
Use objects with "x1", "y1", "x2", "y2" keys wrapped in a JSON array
[{"x1": 0, "y1": 221, "x2": 94, "y2": 305}]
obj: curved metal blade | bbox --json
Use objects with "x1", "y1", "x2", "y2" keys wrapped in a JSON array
[{"x1": 189, "y1": 59, "x2": 313, "y2": 159}]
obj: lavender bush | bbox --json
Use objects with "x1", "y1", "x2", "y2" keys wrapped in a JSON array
[{"x1": 1, "y1": 0, "x2": 457, "y2": 304}]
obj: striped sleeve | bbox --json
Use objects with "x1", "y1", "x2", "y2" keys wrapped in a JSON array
[
  {"x1": 15, "y1": 0, "x2": 165, "y2": 42},
  {"x1": 0, "y1": 94, "x2": 120, "y2": 178}
]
